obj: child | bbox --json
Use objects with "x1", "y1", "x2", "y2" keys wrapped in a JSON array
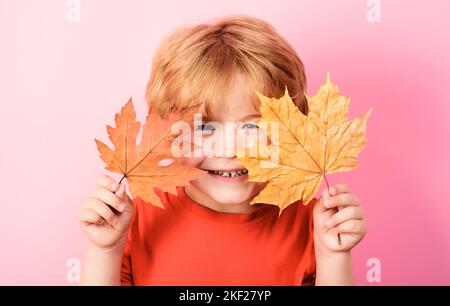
[{"x1": 79, "y1": 15, "x2": 367, "y2": 286}]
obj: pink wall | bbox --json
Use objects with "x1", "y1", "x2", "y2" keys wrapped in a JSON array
[{"x1": 1, "y1": 0, "x2": 449, "y2": 285}]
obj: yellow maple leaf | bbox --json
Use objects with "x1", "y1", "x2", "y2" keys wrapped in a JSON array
[
  {"x1": 95, "y1": 98, "x2": 206, "y2": 208},
  {"x1": 238, "y1": 73, "x2": 372, "y2": 214}
]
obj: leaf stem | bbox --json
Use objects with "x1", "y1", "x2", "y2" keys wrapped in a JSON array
[{"x1": 324, "y1": 174, "x2": 330, "y2": 190}]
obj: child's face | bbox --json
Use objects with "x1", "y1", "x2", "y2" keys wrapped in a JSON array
[{"x1": 182, "y1": 72, "x2": 267, "y2": 206}]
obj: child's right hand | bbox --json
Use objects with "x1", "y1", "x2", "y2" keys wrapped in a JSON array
[{"x1": 79, "y1": 175, "x2": 134, "y2": 250}]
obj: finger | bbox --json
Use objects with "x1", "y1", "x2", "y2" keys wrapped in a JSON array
[
  {"x1": 79, "y1": 207, "x2": 103, "y2": 225},
  {"x1": 326, "y1": 206, "x2": 363, "y2": 229},
  {"x1": 86, "y1": 198, "x2": 118, "y2": 226},
  {"x1": 328, "y1": 184, "x2": 351, "y2": 196},
  {"x1": 97, "y1": 174, "x2": 120, "y2": 193},
  {"x1": 90, "y1": 186, "x2": 126, "y2": 212},
  {"x1": 335, "y1": 220, "x2": 364, "y2": 234},
  {"x1": 323, "y1": 193, "x2": 360, "y2": 209}
]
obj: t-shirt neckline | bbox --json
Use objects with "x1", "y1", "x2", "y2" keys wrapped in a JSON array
[{"x1": 176, "y1": 186, "x2": 275, "y2": 224}]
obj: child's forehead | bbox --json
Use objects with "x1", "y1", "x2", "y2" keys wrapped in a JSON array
[
  {"x1": 195, "y1": 69, "x2": 264, "y2": 121},
  {"x1": 200, "y1": 95, "x2": 261, "y2": 122}
]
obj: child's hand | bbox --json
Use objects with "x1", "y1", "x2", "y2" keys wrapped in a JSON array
[
  {"x1": 79, "y1": 175, "x2": 134, "y2": 250},
  {"x1": 313, "y1": 184, "x2": 367, "y2": 253}
]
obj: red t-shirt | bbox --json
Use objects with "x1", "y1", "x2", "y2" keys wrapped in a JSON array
[{"x1": 121, "y1": 186, "x2": 317, "y2": 286}]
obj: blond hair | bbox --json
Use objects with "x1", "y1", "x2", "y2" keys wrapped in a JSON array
[{"x1": 145, "y1": 15, "x2": 308, "y2": 118}]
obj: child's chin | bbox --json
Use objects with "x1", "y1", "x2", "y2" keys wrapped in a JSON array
[{"x1": 210, "y1": 190, "x2": 253, "y2": 205}]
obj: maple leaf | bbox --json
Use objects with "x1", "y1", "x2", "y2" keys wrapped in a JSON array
[
  {"x1": 95, "y1": 98, "x2": 206, "y2": 208},
  {"x1": 237, "y1": 73, "x2": 372, "y2": 214}
]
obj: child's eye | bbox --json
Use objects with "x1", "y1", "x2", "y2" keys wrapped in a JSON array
[
  {"x1": 242, "y1": 123, "x2": 259, "y2": 129},
  {"x1": 195, "y1": 123, "x2": 216, "y2": 131}
]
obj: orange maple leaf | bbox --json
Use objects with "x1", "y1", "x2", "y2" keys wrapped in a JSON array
[{"x1": 95, "y1": 98, "x2": 205, "y2": 208}]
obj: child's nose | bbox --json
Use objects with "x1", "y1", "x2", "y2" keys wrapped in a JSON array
[{"x1": 213, "y1": 124, "x2": 238, "y2": 158}]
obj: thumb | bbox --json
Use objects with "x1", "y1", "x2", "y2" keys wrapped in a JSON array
[
  {"x1": 313, "y1": 189, "x2": 336, "y2": 233},
  {"x1": 115, "y1": 182, "x2": 131, "y2": 202},
  {"x1": 314, "y1": 188, "x2": 331, "y2": 215},
  {"x1": 114, "y1": 183, "x2": 134, "y2": 231},
  {"x1": 115, "y1": 183, "x2": 133, "y2": 214}
]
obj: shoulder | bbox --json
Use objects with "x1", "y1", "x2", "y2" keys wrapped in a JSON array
[
  {"x1": 278, "y1": 197, "x2": 317, "y2": 223},
  {"x1": 269, "y1": 197, "x2": 317, "y2": 244},
  {"x1": 129, "y1": 187, "x2": 179, "y2": 230}
]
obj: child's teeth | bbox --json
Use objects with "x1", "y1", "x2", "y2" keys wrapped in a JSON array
[{"x1": 210, "y1": 169, "x2": 248, "y2": 178}]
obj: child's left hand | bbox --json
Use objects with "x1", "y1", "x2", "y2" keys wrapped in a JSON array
[{"x1": 313, "y1": 184, "x2": 367, "y2": 253}]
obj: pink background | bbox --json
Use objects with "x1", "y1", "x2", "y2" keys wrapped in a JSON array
[{"x1": 1, "y1": 0, "x2": 449, "y2": 285}]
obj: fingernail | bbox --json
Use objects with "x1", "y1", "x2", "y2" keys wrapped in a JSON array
[
  {"x1": 111, "y1": 216, "x2": 118, "y2": 225},
  {"x1": 118, "y1": 203, "x2": 126, "y2": 212},
  {"x1": 111, "y1": 183, "x2": 118, "y2": 191}
]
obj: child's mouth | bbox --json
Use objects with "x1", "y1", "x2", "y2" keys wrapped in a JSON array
[{"x1": 206, "y1": 169, "x2": 249, "y2": 182}]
